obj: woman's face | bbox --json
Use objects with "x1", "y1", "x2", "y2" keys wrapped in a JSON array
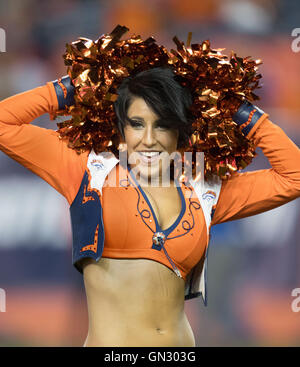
[{"x1": 123, "y1": 96, "x2": 179, "y2": 185}]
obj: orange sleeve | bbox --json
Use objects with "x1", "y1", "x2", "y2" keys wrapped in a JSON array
[
  {"x1": 211, "y1": 114, "x2": 300, "y2": 225},
  {"x1": 0, "y1": 82, "x2": 89, "y2": 205}
]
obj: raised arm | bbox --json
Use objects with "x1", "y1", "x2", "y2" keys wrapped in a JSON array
[
  {"x1": 0, "y1": 76, "x2": 89, "y2": 205},
  {"x1": 211, "y1": 102, "x2": 300, "y2": 225}
]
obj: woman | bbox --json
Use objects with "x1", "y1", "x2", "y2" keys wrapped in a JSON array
[{"x1": 0, "y1": 65, "x2": 299, "y2": 347}]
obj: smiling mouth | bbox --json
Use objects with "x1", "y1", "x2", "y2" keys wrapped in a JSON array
[{"x1": 136, "y1": 151, "x2": 162, "y2": 164}]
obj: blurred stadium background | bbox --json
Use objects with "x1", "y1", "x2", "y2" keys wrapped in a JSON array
[{"x1": 0, "y1": 0, "x2": 299, "y2": 347}]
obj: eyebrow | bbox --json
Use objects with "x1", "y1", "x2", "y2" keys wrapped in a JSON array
[
  {"x1": 129, "y1": 116, "x2": 146, "y2": 121},
  {"x1": 128, "y1": 116, "x2": 164, "y2": 123}
]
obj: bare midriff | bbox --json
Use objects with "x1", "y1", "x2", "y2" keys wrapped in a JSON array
[{"x1": 81, "y1": 257, "x2": 195, "y2": 347}]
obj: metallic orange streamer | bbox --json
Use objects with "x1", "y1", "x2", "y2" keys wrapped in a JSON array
[{"x1": 52, "y1": 25, "x2": 262, "y2": 179}]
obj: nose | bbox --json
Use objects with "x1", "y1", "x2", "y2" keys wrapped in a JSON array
[{"x1": 141, "y1": 125, "x2": 156, "y2": 147}]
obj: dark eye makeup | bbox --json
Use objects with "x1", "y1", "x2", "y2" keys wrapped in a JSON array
[
  {"x1": 128, "y1": 119, "x2": 143, "y2": 127},
  {"x1": 126, "y1": 117, "x2": 172, "y2": 130}
]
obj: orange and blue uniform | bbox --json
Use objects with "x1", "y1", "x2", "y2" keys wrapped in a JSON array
[{"x1": 0, "y1": 77, "x2": 299, "y2": 305}]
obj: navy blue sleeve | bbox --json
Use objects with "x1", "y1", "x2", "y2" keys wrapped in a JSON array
[
  {"x1": 51, "y1": 75, "x2": 75, "y2": 110},
  {"x1": 232, "y1": 100, "x2": 265, "y2": 137}
]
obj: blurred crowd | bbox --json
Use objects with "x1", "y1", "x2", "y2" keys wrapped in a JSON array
[{"x1": 0, "y1": 0, "x2": 299, "y2": 347}]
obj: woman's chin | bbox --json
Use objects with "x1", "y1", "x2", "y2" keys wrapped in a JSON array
[
  {"x1": 137, "y1": 166, "x2": 160, "y2": 185},
  {"x1": 129, "y1": 158, "x2": 172, "y2": 186},
  {"x1": 139, "y1": 167, "x2": 173, "y2": 187}
]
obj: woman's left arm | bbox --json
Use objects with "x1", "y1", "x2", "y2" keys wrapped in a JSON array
[{"x1": 211, "y1": 102, "x2": 300, "y2": 225}]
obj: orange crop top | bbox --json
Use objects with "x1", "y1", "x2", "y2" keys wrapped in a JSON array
[{"x1": 70, "y1": 160, "x2": 208, "y2": 281}]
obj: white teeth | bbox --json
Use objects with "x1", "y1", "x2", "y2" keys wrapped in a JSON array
[{"x1": 139, "y1": 152, "x2": 160, "y2": 157}]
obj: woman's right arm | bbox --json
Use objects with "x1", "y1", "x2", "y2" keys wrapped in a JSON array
[{"x1": 0, "y1": 76, "x2": 89, "y2": 205}]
